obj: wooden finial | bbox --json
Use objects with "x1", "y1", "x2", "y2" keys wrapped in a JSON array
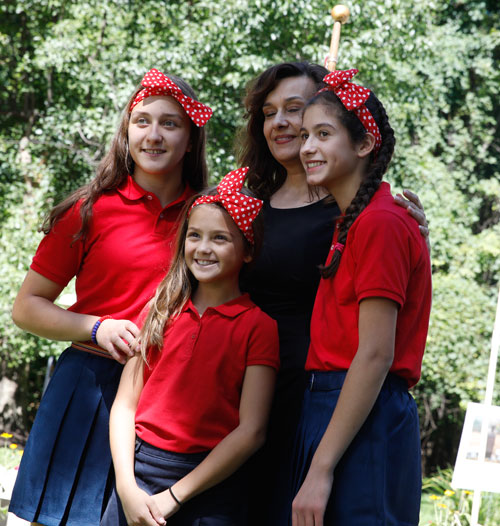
[{"x1": 327, "y1": 5, "x2": 350, "y2": 71}]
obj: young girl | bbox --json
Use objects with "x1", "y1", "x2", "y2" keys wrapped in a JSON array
[
  {"x1": 288, "y1": 69, "x2": 432, "y2": 525},
  {"x1": 9, "y1": 68, "x2": 212, "y2": 526},
  {"x1": 102, "y1": 167, "x2": 279, "y2": 526}
]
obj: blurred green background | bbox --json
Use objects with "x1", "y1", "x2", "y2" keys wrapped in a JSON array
[{"x1": 0, "y1": 0, "x2": 499, "y2": 475}]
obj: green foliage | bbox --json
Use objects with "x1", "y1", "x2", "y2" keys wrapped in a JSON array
[
  {"x1": 420, "y1": 467, "x2": 500, "y2": 526},
  {"x1": 0, "y1": 0, "x2": 499, "y2": 472}
]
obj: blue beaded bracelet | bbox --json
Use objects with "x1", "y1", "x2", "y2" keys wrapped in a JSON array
[{"x1": 91, "y1": 316, "x2": 112, "y2": 345}]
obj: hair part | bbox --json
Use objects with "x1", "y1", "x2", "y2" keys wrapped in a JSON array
[
  {"x1": 138, "y1": 185, "x2": 264, "y2": 362},
  {"x1": 304, "y1": 90, "x2": 395, "y2": 279},
  {"x1": 237, "y1": 61, "x2": 328, "y2": 200},
  {"x1": 42, "y1": 74, "x2": 208, "y2": 240}
]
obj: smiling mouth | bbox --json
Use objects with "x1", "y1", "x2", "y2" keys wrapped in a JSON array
[
  {"x1": 274, "y1": 135, "x2": 295, "y2": 144},
  {"x1": 142, "y1": 149, "x2": 166, "y2": 155},
  {"x1": 195, "y1": 259, "x2": 217, "y2": 266},
  {"x1": 306, "y1": 161, "x2": 326, "y2": 169}
]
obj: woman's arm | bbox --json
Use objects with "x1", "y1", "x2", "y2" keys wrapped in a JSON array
[
  {"x1": 12, "y1": 269, "x2": 137, "y2": 362},
  {"x1": 394, "y1": 189, "x2": 431, "y2": 251},
  {"x1": 291, "y1": 297, "x2": 398, "y2": 526},
  {"x1": 152, "y1": 365, "x2": 276, "y2": 519},
  {"x1": 110, "y1": 355, "x2": 165, "y2": 526}
]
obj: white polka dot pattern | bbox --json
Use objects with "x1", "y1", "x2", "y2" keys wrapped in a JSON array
[
  {"x1": 129, "y1": 68, "x2": 213, "y2": 127},
  {"x1": 189, "y1": 167, "x2": 263, "y2": 244},
  {"x1": 322, "y1": 68, "x2": 382, "y2": 152}
]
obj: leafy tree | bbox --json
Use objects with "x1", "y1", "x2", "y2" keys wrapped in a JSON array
[{"x1": 0, "y1": 0, "x2": 498, "y2": 472}]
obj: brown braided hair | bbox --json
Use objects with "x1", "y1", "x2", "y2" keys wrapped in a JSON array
[
  {"x1": 42, "y1": 74, "x2": 208, "y2": 240},
  {"x1": 304, "y1": 89, "x2": 395, "y2": 279}
]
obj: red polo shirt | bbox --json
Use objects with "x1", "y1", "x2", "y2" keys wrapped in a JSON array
[
  {"x1": 306, "y1": 182, "x2": 432, "y2": 387},
  {"x1": 135, "y1": 294, "x2": 280, "y2": 453},
  {"x1": 31, "y1": 176, "x2": 193, "y2": 323}
]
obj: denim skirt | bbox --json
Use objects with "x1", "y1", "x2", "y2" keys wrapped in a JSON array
[
  {"x1": 9, "y1": 347, "x2": 123, "y2": 526},
  {"x1": 278, "y1": 371, "x2": 422, "y2": 526},
  {"x1": 101, "y1": 438, "x2": 249, "y2": 526}
]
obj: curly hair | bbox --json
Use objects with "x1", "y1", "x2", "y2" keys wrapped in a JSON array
[{"x1": 237, "y1": 61, "x2": 328, "y2": 200}]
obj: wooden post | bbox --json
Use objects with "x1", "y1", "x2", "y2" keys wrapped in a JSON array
[{"x1": 327, "y1": 5, "x2": 350, "y2": 72}]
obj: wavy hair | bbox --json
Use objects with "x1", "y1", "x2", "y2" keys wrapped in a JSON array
[
  {"x1": 42, "y1": 74, "x2": 208, "y2": 240},
  {"x1": 139, "y1": 186, "x2": 264, "y2": 361},
  {"x1": 237, "y1": 61, "x2": 328, "y2": 200}
]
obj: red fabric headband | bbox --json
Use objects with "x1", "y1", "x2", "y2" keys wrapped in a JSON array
[
  {"x1": 189, "y1": 167, "x2": 263, "y2": 244},
  {"x1": 320, "y1": 69, "x2": 382, "y2": 153},
  {"x1": 129, "y1": 68, "x2": 213, "y2": 127}
]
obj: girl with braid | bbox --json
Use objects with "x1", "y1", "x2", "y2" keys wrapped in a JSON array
[{"x1": 287, "y1": 69, "x2": 432, "y2": 526}]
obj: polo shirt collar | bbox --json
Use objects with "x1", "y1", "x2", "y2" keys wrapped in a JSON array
[
  {"x1": 184, "y1": 293, "x2": 254, "y2": 319},
  {"x1": 117, "y1": 175, "x2": 148, "y2": 201},
  {"x1": 117, "y1": 175, "x2": 196, "y2": 208},
  {"x1": 372, "y1": 181, "x2": 391, "y2": 200}
]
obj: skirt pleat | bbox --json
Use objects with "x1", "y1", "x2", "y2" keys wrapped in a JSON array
[
  {"x1": 277, "y1": 371, "x2": 421, "y2": 526},
  {"x1": 9, "y1": 348, "x2": 123, "y2": 526}
]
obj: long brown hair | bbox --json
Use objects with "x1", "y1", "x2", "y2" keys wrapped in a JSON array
[
  {"x1": 237, "y1": 61, "x2": 328, "y2": 200},
  {"x1": 305, "y1": 90, "x2": 396, "y2": 279},
  {"x1": 42, "y1": 74, "x2": 208, "y2": 240},
  {"x1": 139, "y1": 186, "x2": 264, "y2": 361}
]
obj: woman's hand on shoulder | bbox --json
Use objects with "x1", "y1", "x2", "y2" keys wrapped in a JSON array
[
  {"x1": 394, "y1": 189, "x2": 431, "y2": 253},
  {"x1": 95, "y1": 318, "x2": 140, "y2": 364},
  {"x1": 119, "y1": 485, "x2": 165, "y2": 526}
]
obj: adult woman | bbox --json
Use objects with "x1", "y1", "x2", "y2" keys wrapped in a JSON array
[{"x1": 239, "y1": 61, "x2": 429, "y2": 522}]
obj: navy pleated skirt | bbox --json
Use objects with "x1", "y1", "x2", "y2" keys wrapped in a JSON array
[
  {"x1": 9, "y1": 347, "x2": 123, "y2": 526},
  {"x1": 276, "y1": 371, "x2": 422, "y2": 526},
  {"x1": 101, "y1": 438, "x2": 249, "y2": 526}
]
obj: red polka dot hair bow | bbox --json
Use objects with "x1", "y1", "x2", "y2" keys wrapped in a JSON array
[
  {"x1": 321, "y1": 68, "x2": 382, "y2": 153},
  {"x1": 130, "y1": 68, "x2": 213, "y2": 127},
  {"x1": 189, "y1": 167, "x2": 263, "y2": 244}
]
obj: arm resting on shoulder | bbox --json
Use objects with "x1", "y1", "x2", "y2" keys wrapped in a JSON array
[
  {"x1": 292, "y1": 297, "x2": 398, "y2": 526},
  {"x1": 153, "y1": 364, "x2": 277, "y2": 519}
]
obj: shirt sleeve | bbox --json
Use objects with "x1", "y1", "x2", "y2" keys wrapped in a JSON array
[
  {"x1": 351, "y1": 210, "x2": 414, "y2": 307},
  {"x1": 246, "y1": 310, "x2": 280, "y2": 371},
  {"x1": 30, "y1": 203, "x2": 86, "y2": 287}
]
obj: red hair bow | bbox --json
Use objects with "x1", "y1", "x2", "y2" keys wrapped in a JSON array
[
  {"x1": 322, "y1": 68, "x2": 382, "y2": 152},
  {"x1": 130, "y1": 68, "x2": 213, "y2": 127},
  {"x1": 190, "y1": 167, "x2": 263, "y2": 244}
]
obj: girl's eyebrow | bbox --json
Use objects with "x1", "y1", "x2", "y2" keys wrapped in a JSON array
[
  {"x1": 262, "y1": 96, "x2": 307, "y2": 108},
  {"x1": 131, "y1": 111, "x2": 183, "y2": 119},
  {"x1": 300, "y1": 122, "x2": 336, "y2": 132}
]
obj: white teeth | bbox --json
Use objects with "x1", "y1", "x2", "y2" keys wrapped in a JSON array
[
  {"x1": 195, "y1": 259, "x2": 216, "y2": 266},
  {"x1": 307, "y1": 161, "x2": 325, "y2": 168},
  {"x1": 143, "y1": 149, "x2": 165, "y2": 154}
]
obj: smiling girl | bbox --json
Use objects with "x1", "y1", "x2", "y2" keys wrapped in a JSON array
[
  {"x1": 286, "y1": 69, "x2": 432, "y2": 526},
  {"x1": 9, "y1": 69, "x2": 211, "y2": 526},
  {"x1": 103, "y1": 168, "x2": 279, "y2": 526}
]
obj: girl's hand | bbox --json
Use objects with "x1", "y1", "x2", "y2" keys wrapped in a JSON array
[
  {"x1": 120, "y1": 486, "x2": 166, "y2": 526},
  {"x1": 394, "y1": 189, "x2": 431, "y2": 252},
  {"x1": 292, "y1": 468, "x2": 334, "y2": 526},
  {"x1": 151, "y1": 489, "x2": 181, "y2": 519},
  {"x1": 96, "y1": 318, "x2": 140, "y2": 363}
]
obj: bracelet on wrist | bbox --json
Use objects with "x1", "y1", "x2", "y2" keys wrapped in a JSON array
[
  {"x1": 91, "y1": 315, "x2": 113, "y2": 345},
  {"x1": 168, "y1": 486, "x2": 182, "y2": 507}
]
